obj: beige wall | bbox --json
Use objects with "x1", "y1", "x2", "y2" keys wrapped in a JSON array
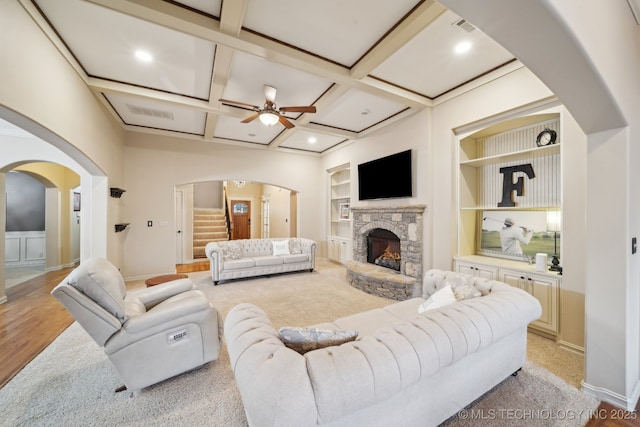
[
  {"x1": 0, "y1": 1, "x2": 126, "y2": 268},
  {"x1": 122, "y1": 132, "x2": 323, "y2": 279},
  {"x1": 261, "y1": 184, "x2": 291, "y2": 238}
]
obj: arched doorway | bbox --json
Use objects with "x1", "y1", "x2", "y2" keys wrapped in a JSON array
[{"x1": 0, "y1": 109, "x2": 107, "y2": 304}]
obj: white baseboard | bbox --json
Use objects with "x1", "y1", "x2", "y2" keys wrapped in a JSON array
[
  {"x1": 0, "y1": 295, "x2": 7, "y2": 305},
  {"x1": 581, "y1": 380, "x2": 640, "y2": 411},
  {"x1": 557, "y1": 339, "x2": 584, "y2": 355}
]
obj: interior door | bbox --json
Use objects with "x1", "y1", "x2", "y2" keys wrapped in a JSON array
[
  {"x1": 232, "y1": 200, "x2": 251, "y2": 240},
  {"x1": 175, "y1": 190, "x2": 184, "y2": 264}
]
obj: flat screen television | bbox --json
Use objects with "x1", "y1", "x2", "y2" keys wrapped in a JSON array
[{"x1": 358, "y1": 150, "x2": 413, "y2": 200}]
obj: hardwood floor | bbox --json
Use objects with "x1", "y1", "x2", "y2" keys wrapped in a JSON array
[
  {"x1": 1, "y1": 259, "x2": 637, "y2": 426},
  {"x1": 0, "y1": 265, "x2": 75, "y2": 388}
]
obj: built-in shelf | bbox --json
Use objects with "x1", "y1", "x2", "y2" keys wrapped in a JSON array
[
  {"x1": 460, "y1": 144, "x2": 560, "y2": 168},
  {"x1": 115, "y1": 223, "x2": 130, "y2": 232},
  {"x1": 459, "y1": 205, "x2": 561, "y2": 211},
  {"x1": 328, "y1": 164, "x2": 352, "y2": 264}
]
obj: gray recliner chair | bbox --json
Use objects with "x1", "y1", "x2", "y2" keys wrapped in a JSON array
[{"x1": 51, "y1": 257, "x2": 221, "y2": 391}]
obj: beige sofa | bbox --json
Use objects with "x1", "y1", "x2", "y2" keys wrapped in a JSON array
[
  {"x1": 205, "y1": 238, "x2": 316, "y2": 285},
  {"x1": 224, "y1": 269, "x2": 542, "y2": 427}
]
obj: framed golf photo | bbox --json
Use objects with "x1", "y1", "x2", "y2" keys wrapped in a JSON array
[{"x1": 479, "y1": 210, "x2": 560, "y2": 261}]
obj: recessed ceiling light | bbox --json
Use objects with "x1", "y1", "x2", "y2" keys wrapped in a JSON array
[
  {"x1": 308, "y1": 137, "x2": 317, "y2": 144},
  {"x1": 454, "y1": 41, "x2": 472, "y2": 54},
  {"x1": 134, "y1": 50, "x2": 153, "y2": 62}
]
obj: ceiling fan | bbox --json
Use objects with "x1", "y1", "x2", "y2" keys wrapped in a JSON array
[{"x1": 219, "y1": 85, "x2": 316, "y2": 129}]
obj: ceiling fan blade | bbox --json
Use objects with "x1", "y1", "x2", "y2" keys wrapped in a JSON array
[
  {"x1": 278, "y1": 115, "x2": 295, "y2": 129},
  {"x1": 279, "y1": 106, "x2": 316, "y2": 114},
  {"x1": 264, "y1": 85, "x2": 277, "y2": 103},
  {"x1": 219, "y1": 98, "x2": 260, "y2": 109},
  {"x1": 241, "y1": 112, "x2": 260, "y2": 123}
]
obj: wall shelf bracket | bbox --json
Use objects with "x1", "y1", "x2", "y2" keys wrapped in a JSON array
[
  {"x1": 110, "y1": 188, "x2": 126, "y2": 198},
  {"x1": 115, "y1": 223, "x2": 130, "y2": 232}
]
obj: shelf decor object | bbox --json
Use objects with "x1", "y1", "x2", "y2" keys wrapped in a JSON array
[
  {"x1": 110, "y1": 187, "x2": 126, "y2": 198},
  {"x1": 115, "y1": 223, "x2": 130, "y2": 232},
  {"x1": 546, "y1": 211, "x2": 562, "y2": 273},
  {"x1": 339, "y1": 202, "x2": 350, "y2": 220},
  {"x1": 535, "y1": 127, "x2": 557, "y2": 147}
]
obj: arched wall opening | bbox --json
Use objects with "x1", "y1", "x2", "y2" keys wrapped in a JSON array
[
  {"x1": 0, "y1": 108, "x2": 108, "y2": 304},
  {"x1": 175, "y1": 179, "x2": 298, "y2": 264}
]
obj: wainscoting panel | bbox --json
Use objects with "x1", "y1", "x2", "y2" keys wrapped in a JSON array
[{"x1": 5, "y1": 231, "x2": 45, "y2": 267}]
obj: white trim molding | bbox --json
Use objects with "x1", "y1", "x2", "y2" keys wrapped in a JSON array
[{"x1": 582, "y1": 380, "x2": 640, "y2": 411}]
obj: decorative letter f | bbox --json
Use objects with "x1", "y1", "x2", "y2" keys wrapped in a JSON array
[{"x1": 498, "y1": 164, "x2": 535, "y2": 207}]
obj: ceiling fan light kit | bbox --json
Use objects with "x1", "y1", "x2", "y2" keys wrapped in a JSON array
[{"x1": 259, "y1": 111, "x2": 280, "y2": 126}]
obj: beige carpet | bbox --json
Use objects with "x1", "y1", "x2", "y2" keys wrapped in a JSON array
[{"x1": 0, "y1": 259, "x2": 598, "y2": 426}]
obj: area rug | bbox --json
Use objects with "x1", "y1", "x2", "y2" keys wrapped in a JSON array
[{"x1": 0, "y1": 260, "x2": 599, "y2": 426}]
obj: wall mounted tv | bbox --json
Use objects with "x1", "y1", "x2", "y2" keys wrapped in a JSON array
[{"x1": 358, "y1": 149, "x2": 413, "y2": 200}]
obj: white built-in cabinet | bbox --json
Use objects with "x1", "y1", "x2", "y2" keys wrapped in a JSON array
[
  {"x1": 327, "y1": 165, "x2": 352, "y2": 264},
  {"x1": 454, "y1": 256, "x2": 560, "y2": 336}
]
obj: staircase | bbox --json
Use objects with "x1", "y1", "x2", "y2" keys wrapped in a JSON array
[{"x1": 193, "y1": 208, "x2": 228, "y2": 259}]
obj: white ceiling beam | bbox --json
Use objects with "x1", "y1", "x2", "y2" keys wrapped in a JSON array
[{"x1": 205, "y1": 0, "x2": 248, "y2": 140}]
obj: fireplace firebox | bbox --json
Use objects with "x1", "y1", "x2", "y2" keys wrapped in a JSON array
[{"x1": 367, "y1": 228, "x2": 401, "y2": 271}]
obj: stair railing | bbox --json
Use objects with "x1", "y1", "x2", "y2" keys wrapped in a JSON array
[{"x1": 224, "y1": 185, "x2": 234, "y2": 240}]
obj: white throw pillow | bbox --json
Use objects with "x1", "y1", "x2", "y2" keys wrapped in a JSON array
[
  {"x1": 272, "y1": 240, "x2": 290, "y2": 256},
  {"x1": 418, "y1": 284, "x2": 457, "y2": 314}
]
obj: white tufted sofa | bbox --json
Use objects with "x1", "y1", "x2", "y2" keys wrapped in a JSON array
[
  {"x1": 205, "y1": 238, "x2": 317, "y2": 285},
  {"x1": 224, "y1": 269, "x2": 542, "y2": 427}
]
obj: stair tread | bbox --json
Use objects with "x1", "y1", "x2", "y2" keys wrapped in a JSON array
[{"x1": 192, "y1": 209, "x2": 228, "y2": 259}]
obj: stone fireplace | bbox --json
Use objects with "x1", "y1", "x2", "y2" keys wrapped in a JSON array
[{"x1": 346, "y1": 205, "x2": 425, "y2": 300}]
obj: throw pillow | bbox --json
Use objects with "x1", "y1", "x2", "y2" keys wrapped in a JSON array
[
  {"x1": 272, "y1": 240, "x2": 290, "y2": 256},
  {"x1": 278, "y1": 327, "x2": 358, "y2": 354},
  {"x1": 218, "y1": 241, "x2": 242, "y2": 261},
  {"x1": 418, "y1": 284, "x2": 456, "y2": 314},
  {"x1": 445, "y1": 276, "x2": 482, "y2": 301},
  {"x1": 289, "y1": 238, "x2": 302, "y2": 254}
]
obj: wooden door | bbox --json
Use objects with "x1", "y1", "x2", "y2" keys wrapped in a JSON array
[{"x1": 231, "y1": 200, "x2": 251, "y2": 240}]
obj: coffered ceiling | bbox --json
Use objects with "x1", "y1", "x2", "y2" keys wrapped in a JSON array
[{"x1": 22, "y1": 0, "x2": 517, "y2": 154}]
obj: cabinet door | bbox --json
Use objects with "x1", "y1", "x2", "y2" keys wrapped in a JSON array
[
  {"x1": 500, "y1": 270, "x2": 526, "y2": 291},
  {"x1": 339, "y1": 239, "x2": 352, "y2": 263},
  {"x1": 529, "y1": 274, "x2": 559, "y2": 333},
  {"x1": 475, "y1": 264, "x2": 498, "y2": 280},
  {"x1": 455, "y1": 261, "x2": 477, "y2": 276},
  {"x1": 455, "y1": 261, "x2": 497, "y2": 280},
  {"x1": 328, "y1": 237, "x2": 340, "y2": 261}
]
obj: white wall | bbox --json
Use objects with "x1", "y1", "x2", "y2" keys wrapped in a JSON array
[
  {"x1": 321, "y1": 111, "x2": 429, "y2": 258},
  {"x1": 122, "y1": 132, "x2": 323, "y2": 279},
  {"x1": 322, "y1": 66, "x2": 555, "y2": 272}
]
